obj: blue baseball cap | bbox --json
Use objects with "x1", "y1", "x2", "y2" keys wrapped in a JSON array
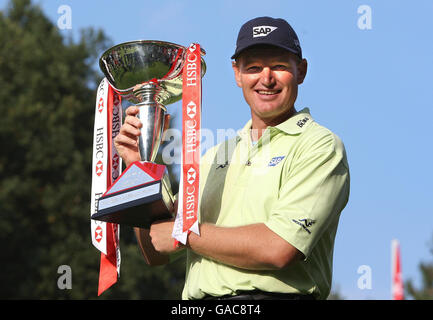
[{"x1": 231, "y1": 16, "x2": 302, "y2": 60}]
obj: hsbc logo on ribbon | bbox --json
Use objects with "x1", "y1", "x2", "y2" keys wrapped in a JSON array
[
  {"x1": 187, "y1": 101, "x2": 196, "y2": 119},
  {"x1": 96, "y1": 160, "x2": 103, "y2": 177},
  {"x1": 112, "y1": 154, "x2": 119, "y2": 170},
  {"x1": 95, "y1": 225, "x2": 103, "y2": 243},
  {"x1": 187, "y1": 167, "x2": 196, "y2": 185},
  {"x1": 98, "y1": 97, "x2": 104, "y2": 113},
  {"x1": 189, "y1": 43, "x2": 196, "y2": 53}
]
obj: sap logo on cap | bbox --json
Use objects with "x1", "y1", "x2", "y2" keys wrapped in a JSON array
[{"x1": 253, "y1": 25, "x2": 278, "y2": 38}]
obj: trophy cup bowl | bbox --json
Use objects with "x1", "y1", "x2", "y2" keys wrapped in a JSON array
[{"x1": 91, "y1": 40, "x2": 206, "y2": 228}]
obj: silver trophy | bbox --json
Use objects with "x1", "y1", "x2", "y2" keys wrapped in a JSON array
[{"x1": 91, "y1": 40, "x2": 206, "y2": 228}]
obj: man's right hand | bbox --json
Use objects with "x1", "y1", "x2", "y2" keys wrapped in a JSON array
[
  {"x1": 114, "y1": 105, "x2": 171, "y2": 168},
  {"x1": 114, "y1": 106, "x2": 142, "y2": 167}
]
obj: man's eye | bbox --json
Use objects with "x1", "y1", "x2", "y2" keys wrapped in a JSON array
[
  {"x1": 246, "y1": 66, "x2": 261, "y2": 72},
  {"x1": 272, "y1": 65, "x2": 289, "y2": 71}
]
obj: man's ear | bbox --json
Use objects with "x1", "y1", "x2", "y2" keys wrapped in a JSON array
[
  {"x1": 232, "y1": 60, "x2": 242, "y2": 88},
  {"x1": 296, "y1": 58, "x2": 308, "y2": 85}
]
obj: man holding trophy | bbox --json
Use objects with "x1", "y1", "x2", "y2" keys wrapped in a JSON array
[{"x1": 93, "y1": 16, "x2": 350, "y2": 300}]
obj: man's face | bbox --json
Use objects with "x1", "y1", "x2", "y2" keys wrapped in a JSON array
[{"x1": 232, "y1": 45, "x2": 307, "y2": 126}]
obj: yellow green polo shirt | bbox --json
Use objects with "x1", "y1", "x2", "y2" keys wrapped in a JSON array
[{"x1": 181, "y1": 108, "x2": 350, "y2": 300}]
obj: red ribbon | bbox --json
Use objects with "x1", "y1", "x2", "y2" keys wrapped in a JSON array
[{"x1": 181, "y1": 44, "x2": 202, "y2": 233}]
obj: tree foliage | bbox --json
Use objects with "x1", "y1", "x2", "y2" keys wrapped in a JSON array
[
  {"x1": 405, "y1": 238, "x2": 433, "y2": 300},
  {"x1": 0, "y1": 0, "x2": 184, "y2": 299}
]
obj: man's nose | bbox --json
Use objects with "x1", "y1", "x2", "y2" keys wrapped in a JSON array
[{"x1": 260, "y1": 67, "x2": 276, "y2": 87}]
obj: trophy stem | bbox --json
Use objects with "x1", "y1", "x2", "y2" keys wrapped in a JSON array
[
  {"x1": 133, "y1": 83, "x2": 166, "y2": 111},
  {"x1": 134, "y1": 83, "x2": 167, "y2": 163}
]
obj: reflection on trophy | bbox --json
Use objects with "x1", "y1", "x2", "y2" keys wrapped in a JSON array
[{"x1": 91, "y1": 40, "x2": 206, "y2": 228}]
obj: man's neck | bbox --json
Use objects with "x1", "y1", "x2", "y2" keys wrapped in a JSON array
[{"x1": 250, "y1": 107, "x2": 297, "y2": 141}]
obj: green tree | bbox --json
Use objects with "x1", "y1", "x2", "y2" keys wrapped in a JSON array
[
  {"x1": 405, "y1": 237, "x2": 433, "y2": 300},
  {"x1": 0, "y1": 0, "x2": 184, "y2": 299}
]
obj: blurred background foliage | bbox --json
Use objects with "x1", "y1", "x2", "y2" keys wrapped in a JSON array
[{"x1": 0, "y1": 0, "x2": 184, "y2": 299}]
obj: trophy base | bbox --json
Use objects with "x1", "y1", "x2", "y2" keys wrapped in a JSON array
[{"x1": 91, "y1": 161, "x2": 174, "y2": 228}]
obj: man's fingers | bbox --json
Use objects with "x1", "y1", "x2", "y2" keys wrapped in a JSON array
[
  {"x1": 115, "y1": 122, "x2": 141, "y2": 147},
  {"x1": 124, "y1": 114, "x2": 143, "y2": 129},
  {"x1": 114, "y1": 132, "x2": 139, "y2": 148},
  {"x1": 124, "y1": 106, "x2": 143, "y2": 130},
  {"x1": 125, "y1": 105, "x2": 140, "y2": 116},
  {"x1": 120, "y1": 122, "x2": 142, "y2": 138}
]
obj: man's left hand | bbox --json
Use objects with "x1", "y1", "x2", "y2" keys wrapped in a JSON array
[{"x1": 149, "y1": 220, "x2": 180, "y2": 254}]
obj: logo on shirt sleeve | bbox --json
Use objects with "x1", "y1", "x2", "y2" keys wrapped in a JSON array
[{"x1": 292, "y1": 218, "x2": 316, "y2": 234}]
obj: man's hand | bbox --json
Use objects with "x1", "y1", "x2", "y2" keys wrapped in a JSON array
[
  {"x1": 114, "y1": 106, "x2": 142, "y2": 167},
  {"x1": 134, "y1": 200, "x2": 179, "y2": 266},
  {"x1": 114, "y1": 106, "x2": 170, "y2": 167},
  {"x1": 149, "y1": 220, "x2": 181, "y2": 254}
]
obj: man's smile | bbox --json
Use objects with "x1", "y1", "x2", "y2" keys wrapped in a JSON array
[{"x1": 255, "y1": 89, "x2": 281, "y2": 96}]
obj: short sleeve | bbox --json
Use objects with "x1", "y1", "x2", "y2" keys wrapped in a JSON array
[{"x1": 264, "y1": 131, "x2": 350, "y2": 259}]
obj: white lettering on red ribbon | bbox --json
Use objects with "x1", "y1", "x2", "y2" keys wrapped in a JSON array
[{"x1": 172, "y1": 43, "x2": 202, "y2": 243}]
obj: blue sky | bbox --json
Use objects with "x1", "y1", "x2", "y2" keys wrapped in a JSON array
[{"x1": 2, "y1": 0, "x2": 432, "y2": 299}]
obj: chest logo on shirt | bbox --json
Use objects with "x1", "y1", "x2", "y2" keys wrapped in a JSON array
[{"x1": 268, "y1": 156, "x2": 285, "y2": 167}]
